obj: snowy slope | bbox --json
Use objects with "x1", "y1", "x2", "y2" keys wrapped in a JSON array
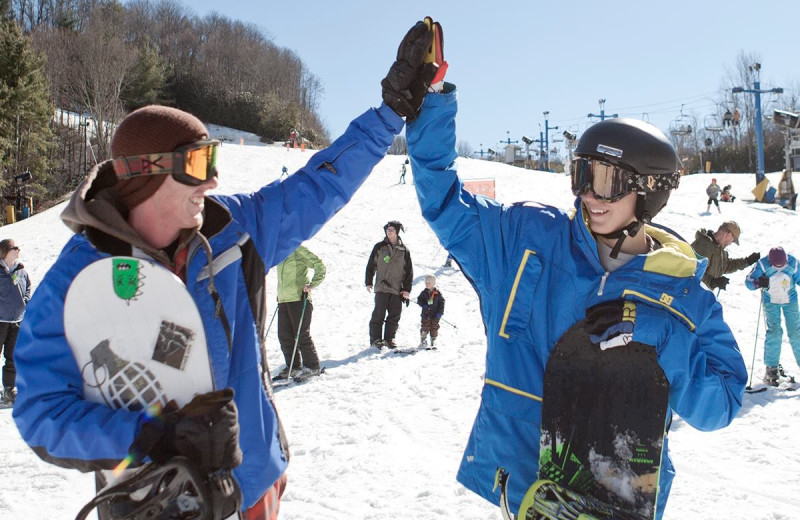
[{"x1": 0, "y1": 129, "x2": 798, "y2": 520}]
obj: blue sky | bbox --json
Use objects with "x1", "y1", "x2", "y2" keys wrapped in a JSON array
[{"x1": 186, "y1": 0, "x2": 798, "y2": 155}]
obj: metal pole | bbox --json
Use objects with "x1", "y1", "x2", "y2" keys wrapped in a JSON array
[{"x1": 754, "y1": 80, "x2": 765, "y2": 181}]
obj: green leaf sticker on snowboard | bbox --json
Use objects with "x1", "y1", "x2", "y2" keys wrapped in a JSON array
[{"x1": 112, "y1": 258, "x2": 139, "y2": 300}]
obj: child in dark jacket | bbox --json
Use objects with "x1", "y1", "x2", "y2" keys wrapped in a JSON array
[{"x1": 417, "y1": 274, "x2": 445, "y2": 348}]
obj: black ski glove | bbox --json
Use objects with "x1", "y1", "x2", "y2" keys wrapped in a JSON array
[
  {"x1": 131, "y1": 389, "x2": 243, "y2": 473},
  {"x1": 746, "y1": 252, "x2": 760, "y2": 265},
  {"x1": 381, "y1": 22, "x2": 438, "y2": 121},
  {"x1": 584, "y1": 300, "x2": 635, "y2": 347},
  {"x1": 708, "y1": 276, "x2": 729, "y2": 290},
  {"x1": 756, "y1": 275, "x2": 769, "y2": 288}
]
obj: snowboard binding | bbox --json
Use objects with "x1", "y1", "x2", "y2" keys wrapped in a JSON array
[{"x1": 75, "y1": 457, "x2": 241, "y2": 520}]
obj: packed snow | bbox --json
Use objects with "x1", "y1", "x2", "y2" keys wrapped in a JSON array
[{"x1": 0, "y1": 122, "x2": 798, "y2": 520}]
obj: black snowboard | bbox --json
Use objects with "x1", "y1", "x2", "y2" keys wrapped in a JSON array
[{"x1": 532, "y1": 320, "x2": 670, "y2": 520}]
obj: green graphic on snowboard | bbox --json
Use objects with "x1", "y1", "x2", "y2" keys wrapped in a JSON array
[{"x1": 111, "y1": 257, "x2": 140, "y2": 300}]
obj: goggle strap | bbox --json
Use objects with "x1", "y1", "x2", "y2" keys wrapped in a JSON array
[{"x1": 112, "y1": 153, "x2": 179, "y2": 180}]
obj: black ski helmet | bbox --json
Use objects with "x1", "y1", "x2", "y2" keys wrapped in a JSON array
[
  {"x1": 384, "y1": 220, "x2": 404, "y2": 233},
  {"x1": 574, "y1": 118, "x2": 682, "y2": 223}
]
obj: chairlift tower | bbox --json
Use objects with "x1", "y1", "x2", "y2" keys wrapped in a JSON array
[
  {"x1": 732, "y1": 63, "x2": 784, "y2": 183},
  {"x1": 543, "y1": 111, "x2": 559, "y2": 171},
  {"x1": 588, "y1": 99, "x2": 618, "y2": 122}
]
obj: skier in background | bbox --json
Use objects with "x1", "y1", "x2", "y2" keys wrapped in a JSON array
[
  {"x1": 691, "y1": 221, "x2": 759, "y2": 291},
  {"x1": 404, "y1": 19, "x2": 746, "y2": 518},
  {"x1": 745, "y1": 246, "x2": 800, "y2": 385},
  {"x1": 11, "y1": 19, "x2": 433, "y2": 517},
  {"x1": 706, "y1": 178, "x2": 722, "y2": 213},
  {"x1": 275, "y1": 245, "x2": 326, "y2": 381},
  {"x1": 365, "y1": 220, "x2": 413, "y2": 348},
  {"x1": 416, "y1": 274, "x2": 445, "y2": 348},
  {"x1": 398, "y1": 159, "x2": 408, "y2": 184}
]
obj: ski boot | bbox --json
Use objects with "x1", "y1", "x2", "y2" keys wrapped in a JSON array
[
  {"x1": 371, "y1": 339, "x2": 387, "y2": 349},
  {"x1": 294, "y1": 366, "x2": 323, "y2": 383},
  {"x1": 418, "y1": 332, "x2": 429, "y2": 349},
  {"x1": 764, "y1": 366, "x2": 779, "y2": 386},
  {"x1": 2, "y1": 387, "x2": 16, "y2": 404},
  {"x1": 272, "y1": 366, "x2": 301, "y2": 382}
]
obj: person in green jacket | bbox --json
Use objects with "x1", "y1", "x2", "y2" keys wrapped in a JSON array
[
  {"x1": 691, "y1": 221, "x2": 759, "y2": 290},
  {"x1": 275, "y1": 245, "x2": 326, "y2": 380}
]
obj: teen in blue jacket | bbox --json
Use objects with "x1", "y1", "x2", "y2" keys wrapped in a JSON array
[
  {"x1": 406, "y1": 81, "x2": 746, "y2": 518},
  {"x1": 11, "y1": 24, "x2": 436, "y2": 516},
  {"x1": 745, "y1": 246, "x2": 800, "y2": 384}
]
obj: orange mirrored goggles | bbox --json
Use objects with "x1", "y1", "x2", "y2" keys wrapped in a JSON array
[{"x1": 112, "y1": 140, "x2": 220, "y2": 186}]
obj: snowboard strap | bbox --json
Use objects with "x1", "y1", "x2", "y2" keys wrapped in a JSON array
[{"x1": 76, "y1": 457, "x2": 241, "y2": 520}]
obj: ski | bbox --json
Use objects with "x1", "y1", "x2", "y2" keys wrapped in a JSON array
[{"x1": 392, "y1": 346, "x2": 437, "y2": 355}]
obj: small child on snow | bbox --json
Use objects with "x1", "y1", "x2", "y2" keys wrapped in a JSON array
[{"x1": 417, "y1": 274, "x2": 445, "y2": 348}]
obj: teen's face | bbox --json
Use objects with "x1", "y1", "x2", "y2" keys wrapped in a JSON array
[
  {"x1": 148, "y1": 174, "x2": 218, "y2": 230},
  {"x1": 581, "y1": 191, "x2": 638, "y2": 235},
  {"x1": 385, "y1": 227, "x2": 398, "y2": 243}
]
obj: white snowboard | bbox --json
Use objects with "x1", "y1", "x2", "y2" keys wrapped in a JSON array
[{"x1": 64, "y1": 256, "x2": 214, "y2": 411}]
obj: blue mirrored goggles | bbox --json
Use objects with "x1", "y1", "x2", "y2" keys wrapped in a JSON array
[{"x1": 571, "y1": 158, "x2": 680, "y2": 202}]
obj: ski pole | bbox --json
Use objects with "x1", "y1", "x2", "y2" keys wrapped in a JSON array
[
  {"x1": 428, "y1": 245, "x2": 442, "y2": 266},
  {"x1": 287, "y1": 294, "x2": 309, "y2": 380},
  {"x1": 260, "y1": 305, "x2": 279, "y2": 382},
  {"x1": 265, "y1": 305, "x2": 278, "y2": 338},
  {"x1": 439, "y1": 317, "x2": 457, "y2": 330},
  {"x1": 745, "y1": 297, "x2": 764, "y2": 391}
]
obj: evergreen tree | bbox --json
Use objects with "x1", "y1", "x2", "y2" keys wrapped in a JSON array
[
  {"x1": 0, "y1": 19, "x2": 54, "y2": 210},
  {"x1": 122, "y1": 37, "x2": 168, "y2": 111}
]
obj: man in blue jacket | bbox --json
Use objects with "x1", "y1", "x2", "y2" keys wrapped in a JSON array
[
  {"x1": 405, "y1": 25, "x2": 746, "y2": 519},
  {"x1": 12, "y1": 22, "x2": 436, "y2": 519}
]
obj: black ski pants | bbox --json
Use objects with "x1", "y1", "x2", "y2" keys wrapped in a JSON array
[
  {"x1": 369, "y1": 292, "x2": 403, "y2": 343},
  {"x1": 0, "y1": 321, "x2": 19, "y2": 388},
  {"x1": 277, "y1": 300, "x2": 319, "y2": 371}
]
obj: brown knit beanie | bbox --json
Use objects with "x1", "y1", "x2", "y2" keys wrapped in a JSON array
[{"x1": 111, "y1": 105, "x2": 209, "y2": 209}]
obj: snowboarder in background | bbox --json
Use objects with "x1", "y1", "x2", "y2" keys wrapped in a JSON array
[
  {"x1": 691, "y1": 221, "x2": 759, "y2": 291},
  {"x1": 416, "y1": 274, "x2": 445, "y2": 348},
  {"x1": 720, "y1": 184, "x2": 735, "y2": 202},
  {"x1": 365, "y1": 220, "x2": 413, "y2": 348},
  {"x1": 10, "y1": 22, "x2": 427, "y2": 515},
  {"x1": 706, "y1": 178, "x2": 722, "y2": 213},
  {"x1": 405, "y1": 22, "x2": 746, "y2": 517},
  {"x1": 745, "y1": 246, "x2": 800, "y2": 385},
  {"x1": 0, "y1": 238, "x2": 30, "y2": 405},
  {"x1": 275, "y1": 245, "x2": 326, "y2": 381}
]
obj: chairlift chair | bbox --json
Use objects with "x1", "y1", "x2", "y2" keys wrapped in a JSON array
[
  {"x1": 669, "y1": 106, "x2": 694, "y2": 137},
  {"x1": 704, "y1": 113, "x2": 724, "y2": 133}
]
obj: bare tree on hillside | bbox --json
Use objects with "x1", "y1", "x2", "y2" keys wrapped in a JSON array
[
  {"x1": 60, "y1": 7, "x2": 137, "y2": 159},
  {"x1": 457, "y1": 140, "x2": 473, "y2": 158}
]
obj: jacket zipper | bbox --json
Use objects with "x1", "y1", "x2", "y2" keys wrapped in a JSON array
[{"x1": 597, "y1": 271, "x2": 610, "y2": 296}]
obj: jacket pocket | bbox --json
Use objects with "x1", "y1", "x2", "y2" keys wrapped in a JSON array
[{"x1": 498, "y1": 250, "x2": 542, "y2": 339}]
